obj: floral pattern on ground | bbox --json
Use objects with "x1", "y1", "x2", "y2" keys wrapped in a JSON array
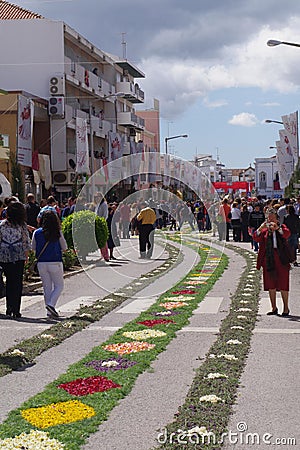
[
  {"x1": 151, "y1": 310, "x2": 182, "y2": 317},
  {"x1": 122, "y1": 330, "x2": 166, "y2": 340},
  {"x1": 21, "y1": 400, "x2": 96, "y2": 429},
  {"x1": 0, "y1": 429, "x2": 65, "y2": 449},
  {"x1": 103, "y1": 341, "x2": 155, "y2": 355},
  {"x1": 58, "y1": 376, "x2": 121, "y2": 396},
  {"x1": 137, "y1": 319, "x2": 175, "y2": 327},
  {"x1": 171, "y1": 289, "x2": 196, "y2": 295},
  {"x1": 85, "y1": 357, "x2": 137, "y2": 372},
  {"x1": 159, "y1": 301, "x2": 188, "y2": 310}
]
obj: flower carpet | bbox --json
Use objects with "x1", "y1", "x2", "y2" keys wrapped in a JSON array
[{"x1": 0, "y1": 240, "x2": 228, "y2": 449}]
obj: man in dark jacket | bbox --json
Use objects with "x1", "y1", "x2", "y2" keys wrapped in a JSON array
[
  {"x1": 25, "y1": 193, "x2": 40, "y2": 232},
  {"x1": 248, "y1": 203, "x2": 265, "y2": 251}
]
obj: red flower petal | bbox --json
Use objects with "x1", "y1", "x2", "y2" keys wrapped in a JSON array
[
  {"x1": 172, "y1": 290, "x2": 196, "y2": 295},
  {"x1": 58, "y1": 376, "x2": 121, "y2": 396},
  {"x1": 137, "y1": 319, "x2": 175, "y2": 327}
]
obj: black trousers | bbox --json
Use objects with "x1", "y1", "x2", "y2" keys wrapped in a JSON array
[
  {"x1": 1, "y1": 260, "x2": 25, "y2": 314},
  {"x1": 139, "y1": 224, "x2": 154, "y2": 254}
]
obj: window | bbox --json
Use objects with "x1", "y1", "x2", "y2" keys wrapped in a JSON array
[{"x1": 259, "y1": 171, "x2": 266, "y2": 189}]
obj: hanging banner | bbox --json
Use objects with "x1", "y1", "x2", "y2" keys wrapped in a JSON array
[
  {"x1": 277, "y1": 133, "x2": 293, "y2": 188},
  {"x1": 108, "y1": 132, "x2": 124, "y2": 181},
  {"x1": 282, "y1": 111, "x2": 298, "y2": 167},
  {"x1": 173, "y1": 157, "x2": 182, "y2": 182},
  {"x1": 17, "y1": 95, "x2": 34, "y2": 167},
  {"x1": 76, "y1": 117, "x2": 90, "y2": 174}
]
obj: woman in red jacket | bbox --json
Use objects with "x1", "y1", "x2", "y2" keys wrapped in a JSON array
[{"x1": 253, "y1": 209, "x2": 291, "y2": 316}]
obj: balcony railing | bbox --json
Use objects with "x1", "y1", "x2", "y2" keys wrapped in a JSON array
[
  {"x1": 117, "y1": 111, "x2": 145, "y2": 130},
  {"x1": 116, "y1": 81, "x2": 144, "y2": 103},
  {"x1": 64, "y1": 56, "x2": 113, "y2": 98}
]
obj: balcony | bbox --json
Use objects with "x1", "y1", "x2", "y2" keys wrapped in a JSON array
[
  {"x1": 116, "y1": 81, "x2": 144, "y2": 103},
  {"x1": 117, "y1": 112, "x2": 145, "y2": 130},
  {"x1": 65, "y1": 104, "x2": 115, "y2": 136},
  {"x1": 64, "y1": 56, "x2": 113, "y2": 98}
]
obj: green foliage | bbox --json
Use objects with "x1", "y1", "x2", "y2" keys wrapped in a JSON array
[
  {"x1": 285, "y1": 162, "x2": 300, "y2": 197},
  {"x1": 62, "y1": 249, "x2": 79, "y2": 270},
  {"x1": 62, "y1": 210, "x2": 108, "y2": 259},
  {"x1": 23, "y1": 250, "x2": 37, "y2": 281}
]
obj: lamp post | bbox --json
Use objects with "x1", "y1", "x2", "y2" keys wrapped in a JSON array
[
  {"x1": 165, "y1": 134, "x2": 188, "y2": 154},
  {"x1": 267, "y1": 39, "x2": 300, "y2": 48},
  {"x1": 265, "y1": 119, "x2": 283, "y2": 125}
]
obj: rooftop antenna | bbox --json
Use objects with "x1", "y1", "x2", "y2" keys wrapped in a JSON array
[{"x1": 121, "y1": 32, "x2": 127, "y2": 60}]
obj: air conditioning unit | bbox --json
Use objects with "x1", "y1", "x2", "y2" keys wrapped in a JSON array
[
  {"x1": 48, "y1": 97, "x2": 65, "y2": 118},
  {"x1": 49, "y1": 75, "x2": 65, "y2": 96},
  {"x1": 53, "y1": 171, "x2": 76, "y2": 185}
]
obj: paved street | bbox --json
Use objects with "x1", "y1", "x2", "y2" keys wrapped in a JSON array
[{"x1": 0, "y1": 235, "x2": 299, "y2": 449}]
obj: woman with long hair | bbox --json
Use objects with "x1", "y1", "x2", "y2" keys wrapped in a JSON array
[
  {"x1": 32, "y1": 210, "x2": 67, "y2": 318},
  {"x1": 0, "y1": 201, "x2": 31, "y2": 318}
]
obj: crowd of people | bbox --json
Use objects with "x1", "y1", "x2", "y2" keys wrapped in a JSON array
[{"x1": 0, "y1": 191, "x2": 299, "y2": 320}]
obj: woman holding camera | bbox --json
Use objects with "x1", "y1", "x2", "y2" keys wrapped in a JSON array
[{"x1": 253, "y1": 209, "x2": 291, "y2": 317}]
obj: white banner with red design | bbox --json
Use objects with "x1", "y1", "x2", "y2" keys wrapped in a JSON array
[
  {"x1": 17, "y1": 95, "x2": 34, "y2": 167},
  {"x1": 76, "y1": 117, "x2": 90, "y2": 174}
]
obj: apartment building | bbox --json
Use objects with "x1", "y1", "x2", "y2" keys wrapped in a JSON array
[{"x1": 0, "y1": 1, "x2": 146, "y2": 198}]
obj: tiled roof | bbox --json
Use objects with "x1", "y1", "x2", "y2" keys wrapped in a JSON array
[{"x1": 0, "y1": 0, "x2": 44, "y2": 19}]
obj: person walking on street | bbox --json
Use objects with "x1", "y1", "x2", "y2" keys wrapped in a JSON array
[
  {"x1": 106, "y1": 206, "x2": 119, "y2": 260},
  {"x1": 95, "y1": 194, "x2": 110, "y2": 262},
  {"x1": 283, "y1": 204, "x2": 300, "y2": 266},
  {"x1": 137, "y1": 202, "x2": 156, "y2": 259},
  {"x1": 0, "y1": 202, "x2": 31, "y2": 318},
  {"x1": 230, "y1": 201, "x2": 242, "y2": 242},
  {"x1": 24, "y1": 193, "x2": 40, "y2": 235},
  {"x1": 253, "y1": 209, "x2": 291, "y2": 316},
  {"x1": 32, "y1": 210, "x2": 67, "y2": 318},
  {"x1": 119, "y1": 202, "x2": 131, "y2": 239},
  {"x1": 248, "y1": 202, "x2": 265, "y2": 252}
]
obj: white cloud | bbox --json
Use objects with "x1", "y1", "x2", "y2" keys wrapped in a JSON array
[
  {"x1": 228, "y1": 112, "x2": 259, "y2": 127},
  {"x1": 262, "y1": 102, "x2": 280, "y2": 107},
  {"x1": 203, "y1": 97, "x2": 228, "y2": 108}
]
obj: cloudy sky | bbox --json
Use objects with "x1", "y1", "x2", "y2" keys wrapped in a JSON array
[{"x1": 10, "y1": 0, "x2": 300, "y2": 167}]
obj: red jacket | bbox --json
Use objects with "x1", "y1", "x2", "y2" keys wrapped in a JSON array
[{"x1": 253, "y1": 225, "x2": 291, "y2": 270}]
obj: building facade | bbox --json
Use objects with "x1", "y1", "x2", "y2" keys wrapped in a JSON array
[{"x1": 0, "y1": 2, "x2": 147, "y2": 200}]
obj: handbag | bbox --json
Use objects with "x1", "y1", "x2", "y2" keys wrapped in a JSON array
[{"x1": 28, "y1": 241, "x2": 49, "y2": 273}]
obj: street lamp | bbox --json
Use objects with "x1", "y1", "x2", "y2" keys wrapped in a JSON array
[
  {"x1": 165, "y1": 134, "x2": 188, "y2": 154},
  {"x1": 267, "y1": 39, "x2": 300, "y2": 48},
  {"x1": 265, "y1": 119, "x2": 283, "y2": 125}
]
